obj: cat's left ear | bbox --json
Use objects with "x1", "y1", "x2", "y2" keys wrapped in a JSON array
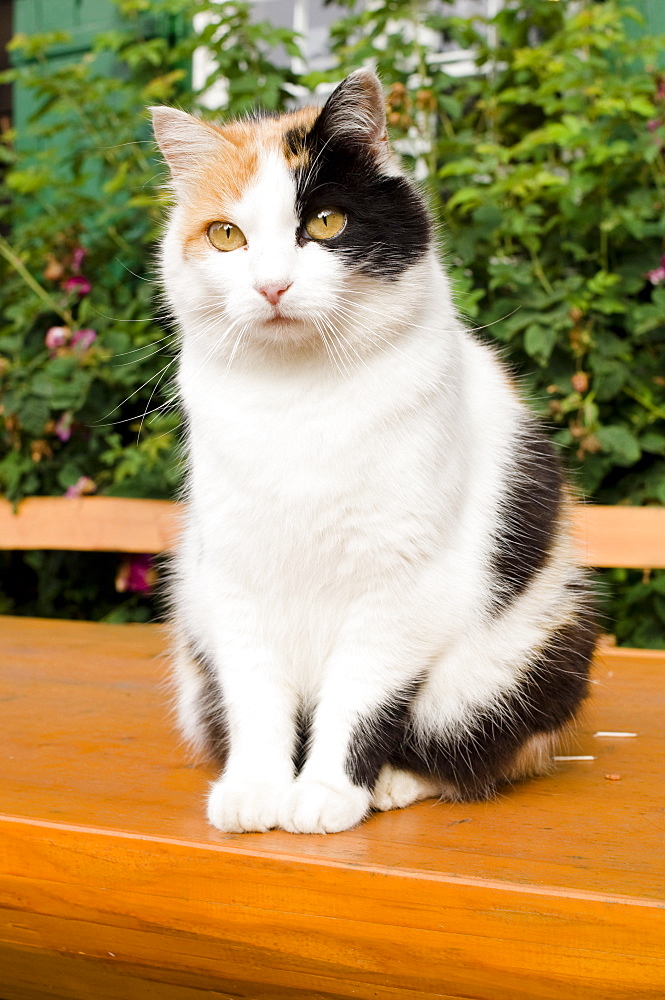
[
  {"x1": 150, "y1": 106, "x2": 230, "y2": 189},
  {"x1": 316, "y1": 68, "x2": 396, "y2": 172}
]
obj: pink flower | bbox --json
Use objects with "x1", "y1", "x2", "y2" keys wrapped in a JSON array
[
  {"x1": 65, "y1": 276, "x2": 92, "y2": 296},
  {"x1": 647, "y1": 255, "x2": 665, "y2": 285},
  {"x1": 64, "y1": 475, "x2": 96, "y2": 498},
  {"x1": 647, "y1": 119, "x2": 662, "y2": 133},
  {"x1": 54, "y1": 411, "x2": 73, "y2": 442},
  {"x1": 71, "y1": 246, "x2": 87, "y2": 272},
  {"x1": 115, "y1": 554, "x2": 156, "y2": 594},
  {"x1": 45, "y1": 326, "x2": 71, "y2": 351},
  {"x1": 71, "y1": 328, "x2": 97, "y2": 351}
]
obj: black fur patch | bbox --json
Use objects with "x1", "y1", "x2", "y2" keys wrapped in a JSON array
[
  {"x1": 188, "y1": 643, "x2": 229, "y2": 763},
  {"x1": 491, "y1": 421, "x2": 564, "y2": 610},
  {"x1": 392, "y1": 605, "x2": 597, "y2": 800},
  {"x1": 292, "y1": 112, "x2": 431, "y2": 279},
  {"x1": 292, "y1": 707, "x2": 312, "y2": 776},
  {"x1": 283, "y1": 125, "x2": 309, "y2": 158},
  {"x1": 345, "y1": 681, "x2": 422, "y2": 789},
  {"x1": 344, "y1": 604, "x2": 596, "y2": 800}
]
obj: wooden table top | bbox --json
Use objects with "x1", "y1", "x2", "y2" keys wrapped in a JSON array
[
  {"x1": 2, "y1": 615, "x2": 663, "y2": 897},
  {"x1": 1, "y1": 615, "x2": 664, "y2": 1000}
]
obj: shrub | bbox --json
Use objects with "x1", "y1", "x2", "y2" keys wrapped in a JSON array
[{"x1": 1, "y1": 0, "x2": 663, "y2": 643}]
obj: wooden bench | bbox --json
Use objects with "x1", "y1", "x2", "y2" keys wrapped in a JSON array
[{"x1": 1, "y1": 497, "x2": 664, "y2": 999}]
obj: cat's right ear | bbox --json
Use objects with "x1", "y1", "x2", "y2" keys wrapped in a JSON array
[
  {"x1": 315, "y1": 68, "x2": 396, "y2": 172},
  {"x1": 150, "y1": 107, "x2": 228, "y2": 187}
]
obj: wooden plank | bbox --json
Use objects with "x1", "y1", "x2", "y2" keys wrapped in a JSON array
[
  {"x1": 0, "y1": 941, "x2": 374, "y2": 1000},
  {"x1": 1, "y1": 497, "x2": 664, "y2": 568},
  {"x1": 571, "y1": 504, "x2": 665, "y2": 568},
  {"x1": 1, "y1": 819, "x2": 663, "y2": 1000},
  {"x1": 0, "y1": 496, "x2": 181, "y2": 553},
  {"x1": 0, "y1": 616, "x2": 663, "y2": 999}
]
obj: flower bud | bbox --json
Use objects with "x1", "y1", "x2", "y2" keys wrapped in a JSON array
[
  {"x1": 571, "y1": 372, "x2": 589, "y2": 394},
  {"x1": 45, "y1": 326, "x2": 71, "y2": 351},
  {"x1": 71, "y1": 328, "x2": 97, "y2": 351},
  {"x1": 44, "y1": 256, "x2": 64, "y2": 282}
]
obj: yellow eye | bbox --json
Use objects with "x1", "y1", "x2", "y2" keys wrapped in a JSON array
[
  {"x1": 207, "y1": 221, "x2": 247, "y2": 252},
  {"x1": 305, "y1": 207, "x2": 346, "y2": 241}
]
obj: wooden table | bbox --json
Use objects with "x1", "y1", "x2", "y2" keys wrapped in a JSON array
[{"x1": 1, "y1": 615, "x2": 663, "y2": 999}]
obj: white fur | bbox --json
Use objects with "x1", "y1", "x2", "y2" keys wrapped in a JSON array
[
  {"x1": 150, "y1": 107, "x2": 231, "y2": 193},
  {"x1": 158, "y1": 139, "x2": 580, "y2": 834}
]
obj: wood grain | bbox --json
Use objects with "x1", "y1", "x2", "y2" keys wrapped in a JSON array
[
  {"x1": 0, "y1": 496, "x2": 180, "y2": 553},
  {"x1": 1, "y1": 616, "x2": 663, "y2": 999},
  {"x1": 2, "y1": 497, "x2": 665, "y2": 568},
  {"x1": 570, "y1": 503, "x2": 665, "y2": 568}
]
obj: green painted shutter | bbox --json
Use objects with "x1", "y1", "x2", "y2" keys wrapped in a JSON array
[
  {"x1": 11, "y1": 0, "x2": 124, "y2": 151},
  {"x1": 623, "y1": 0, "x2": 665, "y2": 68},
  {"x1": 631, "y1": 0, "x2": 665, "y2": 35},
  {"x1": 13, "y1": 0, "x2": 122, "y2": 47},
  {"x1": 11, "y1": 1, "x2": 191, "y2": 150}
]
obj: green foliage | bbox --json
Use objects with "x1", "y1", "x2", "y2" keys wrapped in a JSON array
[
  {"x1": 0, "y1": 549, "x2": 162, "y2": 622},
  {"x1": 1, "y1": 0, "x2": 663, "y2": 644},
  {"x1": 598, "y1": 567, "x2": 665, "y2": 649}
]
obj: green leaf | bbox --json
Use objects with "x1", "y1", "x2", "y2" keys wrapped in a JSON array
[
  {"x1": 640, "y1": 433, "x2": 665, "y2": 456},
  {"x1": 596, "y1": 425, "x2": 641, "y2": 466},
  {"x1": 592, "y1": 360, "x2": 628, "y2": 401},
  {"x1": 32, "y1": 369, "x2": 91, "y2": 410},
  {"x1": 18, "y1": 396, "x2": 50, "y2": 436},
  {"x1": 523, "y1": 324, "x2": 557, "y2": 366},
  {"x1": 57, "y1": 462, "x2": 85, "y2": 490}
]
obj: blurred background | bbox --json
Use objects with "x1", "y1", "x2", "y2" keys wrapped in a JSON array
[{"x1": 0, "y1": 0, "x2": 663, "y2": 645}]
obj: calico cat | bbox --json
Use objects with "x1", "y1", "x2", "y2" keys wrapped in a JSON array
[{"x1": 151, "y1": 68, "x2": 596, "y2": 835}]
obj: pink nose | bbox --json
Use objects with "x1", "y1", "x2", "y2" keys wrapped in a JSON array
[{"x1": 258, "y1": 282, "x2": 291, "y2": 306}]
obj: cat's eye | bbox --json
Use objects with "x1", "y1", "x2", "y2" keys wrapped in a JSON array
[
  {"x1": 304, "y1": 208, "x2": 346, "y2": 241},
  {"x1": 207, "y1": 221, "x2": 247, "y2": 252}
]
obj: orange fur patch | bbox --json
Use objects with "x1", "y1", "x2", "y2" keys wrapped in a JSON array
[
  {"x1": 179, "y1": 108, "x2": 319, "y2": 259},
  {"x1": 502, "y1": 731, "x2": 560, "y2": 781}
]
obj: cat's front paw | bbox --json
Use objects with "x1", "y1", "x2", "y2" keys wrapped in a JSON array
[
  {"x1": 207, "y1": 777, "x2": 291, "y2": 833},
  {"x1": 278, "y1": 780, "x2": 371, "y2": 834}
]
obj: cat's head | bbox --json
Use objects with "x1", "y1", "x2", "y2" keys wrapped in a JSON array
[{"x1": 151, "y1": 69, "x2": 433, "y2": 357}]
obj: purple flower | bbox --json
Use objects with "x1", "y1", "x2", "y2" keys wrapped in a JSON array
[
  {"x1": 115, "y1": 554, "x2": 156, "y2": 594},
  {"x1": 54, "y1": 411, "x2": 73, "y2": 442},
  {"x1": 64, "y1": 475, "x2": 96, "y2": 498},
  {"x1": 71, "y1": 328, "x2": 97, "y2": 351},
  {"x1": 71, "y1": 246, "x2": 87, "y2": 273},
  {"x1": 647, "y1": 254, "x2": 665, "y2": 285},
  {"x1": 65, "y1": 276, "x2": 92, "y2": 296},
  {"x1": 45, "y1": 326, "x2": 71, "y2": 351}
]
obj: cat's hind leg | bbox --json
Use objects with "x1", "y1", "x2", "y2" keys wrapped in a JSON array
[
  {"x1": 370, "y1": 765, "x2": 445, "y2": 812},
  {"x1": 371, "y1": 734, "x2": 562, "y2": 813}
]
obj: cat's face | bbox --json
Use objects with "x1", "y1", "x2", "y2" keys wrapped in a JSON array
[{"x1": 152, "y1": 70, "x2": 431, "y2": 356}]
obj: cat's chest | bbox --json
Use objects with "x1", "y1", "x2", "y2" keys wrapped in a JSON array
[
  {"x1": 184, "y1": 358, "x2": 439, "y2": 504},
  {"x1": 182, "y1": 358, "x2": 453, "y2": 570}
]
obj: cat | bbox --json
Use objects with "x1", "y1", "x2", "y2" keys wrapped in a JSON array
[{"x1": 151, "y1": 68, "x2": 596, "y2": 835}]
